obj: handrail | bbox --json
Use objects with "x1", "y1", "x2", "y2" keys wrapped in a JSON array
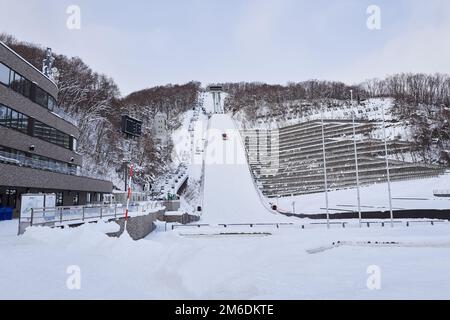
[
  {"x1": 170, "y1": 220, "x2": 447, "y2": 230},
  {"x1": 26, "y1": 201, "x2": 163, "y2": 227}
]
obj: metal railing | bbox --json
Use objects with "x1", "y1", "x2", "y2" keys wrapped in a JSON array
[
  {"x1": 0, "y1": 150, "x2": 77, "y2": 175},
  {"x1": 25, "y1": 201, "x2": 163, "y2": 227},
  {"x1": 171, "y1": 220, "x2": 447, "y2": 231},
  {"x1": 434, "y1": 189, "x2": 450, "y2": 197}
]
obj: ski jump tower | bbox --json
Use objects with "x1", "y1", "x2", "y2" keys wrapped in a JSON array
[{"x1": 208, "y1": 85, "x2": 224, "y2": 114}]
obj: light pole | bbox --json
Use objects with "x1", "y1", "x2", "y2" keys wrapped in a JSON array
[
  {"x1": 321, "y1": 106, "x2": 330, "y2": 229},
  {"x1": 381, "y1": 104, "x2": 394, "y2": 227},
  {"x1": 350, "y1": 90, "x2": 362, "y2": 227}
]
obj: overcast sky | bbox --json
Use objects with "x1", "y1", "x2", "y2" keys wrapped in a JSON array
[{"x1": 1, "y1": 0, "x2": 449, "y2": 96}]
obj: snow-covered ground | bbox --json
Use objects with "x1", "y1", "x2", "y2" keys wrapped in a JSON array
[
  {"x1": 1, "y1": 219, "x2": 450, "y2": 299},
  {"x1": 1, "y1": 92, "x2": 449, "y2": 300},
  {"x1": 276, "y1": 174, "x2": 450, "y2": 214}
]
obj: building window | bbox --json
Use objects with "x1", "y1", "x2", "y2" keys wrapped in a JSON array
[
  {"x1": 33, "y1": 119, "x2": 71, "y2": 149},
  {"x1": 0, "y1": 104, "x2": 28, "y2": 134},
  {"x1": 47, "y1": 96, "x2": 56, "y2": 111},
  {"x1": 56, "y1": 192, "x2": 64, "y2": 207},
  {"x1": 86, "y1": 193, "x2": 91, "y2": 204},
  {"x1": 72, "y1": 137, "x2": 78, "y2": 152},
  {"x1": 5, "y1": 189, "x2": 17, "y2": 208},
  {"x1": 72, "y1": 193, "x2": 79, "y2": 206},
  {"x1": 0, "y1": 62, "x2": 10, "y2": 85},
  {"x1": 10, "y1": 71, "x2": 31, "y2": 98},
  {"x1": 0, "y1": 144, "x2": 78, "y2": 176},
  {"x1": 34, "y1": 86, "x2": 48, "y2": 108},
  {"x1": 0, "y1": 62, "x2": 56, "y2": 111}
]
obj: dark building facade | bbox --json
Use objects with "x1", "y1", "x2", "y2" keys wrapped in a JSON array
[{"x1": 0, "y1": 41, "x2": 113, "y2": 216}]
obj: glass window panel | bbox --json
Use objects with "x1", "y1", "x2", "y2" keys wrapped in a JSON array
[
  {"x1": 22, "y1": 79, "x2": 31, "y2": 98},
  {"x1": 0, "y1": 105, "x2": 7, "y2": 126},
  {"x1": 35, "y1": 87, "x2": 48, "y2": 107},
  {"x1": 48, "y1": 96, "x2": 56, "y2": 111},
  {"x1": 10, "y1": 110, "x2": 18, "y2": 129},
  {"x1": 18, "y1": 114, "x2": 28, "y2": 132},
  {"x1": 0, "y1": 63, "x2": 10, "y2": 85}
]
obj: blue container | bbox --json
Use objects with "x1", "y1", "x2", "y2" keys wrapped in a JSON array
[
  {"x1": 0, "y1": 208, "x2": 5, "y2": 221},
  {"x1": 4, "y1": 207, "x2": 13, "y2": 220}
]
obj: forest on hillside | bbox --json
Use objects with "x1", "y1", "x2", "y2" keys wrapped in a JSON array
[
  {"x1": 222, "y1": 75, "x2": 450, "y2": 165},
  {"x1": 0, "y1": 34, "x2": 200, "y2": 189}
]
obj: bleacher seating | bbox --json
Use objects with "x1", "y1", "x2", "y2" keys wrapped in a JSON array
[{"x1": 242, "y1": 120, "x2": 446, "y2": 198}]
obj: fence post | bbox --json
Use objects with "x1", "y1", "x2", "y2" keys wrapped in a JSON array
[
  {"x1": 30, "y1": 208, "x2": 34, "y2": 226},
  {"x1": 60, "y1": 208, "x2": 63, "y2": 224},
  {"x1": 82, "y1": 206, "x2": 85, "y2": 222},
  {"x1": 114, "y1": 204, "x2": 117, "y2": 219},
  {"x1": 100, "y1": 206, "x2": 103, "y2": 219}
]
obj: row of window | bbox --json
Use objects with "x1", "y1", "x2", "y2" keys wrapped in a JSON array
[
  {"x1": 0, "y1": 103, "x2": 74, "y2": 150},
  {"x1": 0, "y1": 62, "x2": 57, "y2": 111},
  {"x1": 0, "y1": 190, "x2": 80, "y2": 208},
  {"x1": 34, "y1": 119, "x2": 71, "y2": 149},
  {"x1": 56, "y1": 192, "x2": 80, "y2": 206},
  {"x1": 0, "y1": 145, "x2": 78, "y2": 176},
  {"x1": 0, "y1": 105, "x2": 28, "y2": 133}
]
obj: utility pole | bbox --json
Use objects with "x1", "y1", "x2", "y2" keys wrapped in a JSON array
[
  {"x1": 351, "y1": 90, "x2": 362, "y2": 227},
  {"x1": 381, "y1": 104, "x2": 394, "y2": 227},
  {"x1": 321, "y1": 106, "x2": 330, "y2": 229}
]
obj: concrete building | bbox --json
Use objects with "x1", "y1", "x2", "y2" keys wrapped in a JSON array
[
  {"x1": 0, "y1": 41, "x2": 113, "y2": 217},
  {"x1": 153, "y1": 111, "x2": 168, "y2": 144}
]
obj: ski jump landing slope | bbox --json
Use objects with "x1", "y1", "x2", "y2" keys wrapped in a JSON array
[{"x1": 202, "y1": 114, "x2": 289, "y2": 224}]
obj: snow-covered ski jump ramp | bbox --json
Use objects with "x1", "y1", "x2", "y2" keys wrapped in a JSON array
[{"x1": 202, "y1": 114, "x2": 289, "y2": 224}]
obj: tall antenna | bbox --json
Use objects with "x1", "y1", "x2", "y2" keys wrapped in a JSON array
[{"x1": 42, "y1": 47, "x2": 55, "y2": 80}]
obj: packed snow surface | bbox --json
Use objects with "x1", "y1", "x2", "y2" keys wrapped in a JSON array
[
  {"x1": 276, "y1": 174, "x2": 450, "y2": 214},
  {"x1": 202, "y1": 114, "x2": 289, "y2": 224},
  {"x1": 1, "y1": 220, "x2": 450, "y2": 299}
]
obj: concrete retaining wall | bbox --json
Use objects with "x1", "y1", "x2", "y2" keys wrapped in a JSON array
[
  {"x1": 162, "y1": 213, "x2": 200, "y2": 225},
  {"x1": 107, "y1": 209, "x2": 165, "y2": 240},
  {"x1": 163, "y1": 200, "x2": 181, "y2": 211}
]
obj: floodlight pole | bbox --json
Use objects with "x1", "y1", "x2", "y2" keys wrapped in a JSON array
[
  {"x1": 381, "y1": 104, "x2": 394, "y2": 227},
  {"x1": 350, "y1": 90, "x2": 362, "y2": 228},
  {"x1": 321, "y1": 106, "x2": 330, "y2": 229}
]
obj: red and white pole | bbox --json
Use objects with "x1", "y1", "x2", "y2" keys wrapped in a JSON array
[{"x1": 125, "y1": 163, "x2": 134, "y2": 222}]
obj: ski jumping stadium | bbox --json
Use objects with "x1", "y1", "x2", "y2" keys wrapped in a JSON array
[{"x1": 19, "y1": 90, "x2": 450, "y2": 232}]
